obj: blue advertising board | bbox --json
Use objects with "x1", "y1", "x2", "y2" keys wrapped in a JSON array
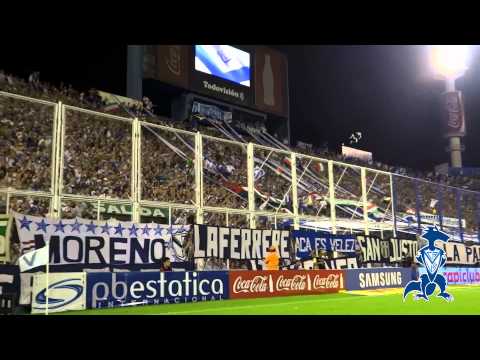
[
  {"x1": 345, "y1": 267, "x2": 412, "y2": 290},
  {"x1": 86, "y1": 271, "x2": 229, "y2": 309}
]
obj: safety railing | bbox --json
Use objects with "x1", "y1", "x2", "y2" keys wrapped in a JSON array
[{"x1": 1, "y1": 90, "x2": 479, "y2": 242}]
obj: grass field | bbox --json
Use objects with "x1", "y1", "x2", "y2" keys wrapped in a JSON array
[{"x1": 60, "y1": 285, "x2": 480, "y2": 315}]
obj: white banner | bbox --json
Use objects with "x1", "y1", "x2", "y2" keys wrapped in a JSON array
[
  {"x1": 19, "y1": 274, "x2": 33, "y2": 305},
  {"x1": 0, "y1": 215, "x2": 11, "y2": 262},
  {"x1": 14, "y1": 212, "x2": 191, "y2": 269},
  {"x1": 441, "y1": 242, "x2": 480, "y2": 266},
  {"x1": 19, "y1": 246, "x2": 49, "y2": 272},
  {"x1": 31, "y1": 272, "x2": 86, "y2": 314},
  {"x1": 193, "y1": 224, "x2": 292, "y2": 260},
  {"x1": 402, "y1": 210, "x2": 466, "y2": 229},
  {"x1": 342, "y1": 145, "x2": 372, "y2": 162}
]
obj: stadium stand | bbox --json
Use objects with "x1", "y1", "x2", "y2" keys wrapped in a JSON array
[{"x1": 1, "y1": 69, "x2": 479, "y2": 244}]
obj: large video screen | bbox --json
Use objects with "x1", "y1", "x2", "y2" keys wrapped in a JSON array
[{"x1": 195, "y1": 45, "x2": 251, "y2": 87}]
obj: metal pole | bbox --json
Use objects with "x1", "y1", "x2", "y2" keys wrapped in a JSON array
[
  {"x1": 5, "y1": 192, "x2": 10, "y2": 219},
  {"x1": 247, "y1": 143, "x2": 256, "y2": 229},
  {"x1": 137, "y1": 122, "x2": 143, "y2": 208},
  {"x1": 449, "y1": 137, "x2": 463, "y2": 168},
  {"x1": 131, "y1": 118, "x2": 140, "y2": 223},
  {"x1": 414, "y1": 180, "x2": 422, "y2": 234},
  {"x1": 45, "y1": 100, "x2": 64, "y2": 315},
  {"x1": 328, "y1": 161, "x2": 336, "y2": 234},
  {"x1": 57, "y1": 103, "x2": 66, "y2": 215},
  {"x1": 456, "y1": 189, "x2": 464, "y2": 242},
  {"x1": 290, "y1": 152, "x2": 299, "y2": 230},
  {"x1": 389, "y1": 174, "x2": 397, "y2": 238},
  {"x1": 195, "y1": 132, "x2": 204, "y2": 224},
  {"x1": 476, "y1": 194, "x2": 480, "y2": 243},
  {"x1": 126, "y1": 45, "x2": 144, "y2": 100},
  {"x1": 51, "y1": 102, "x2": 61, "y2": 218},
  {"x1": 437, "y1": 185, "x2": 444, "y2": 231},
  {"x1": 97, "y1": 199, "x2": 101, "y2": 221},
  {"x1": 445, "y1": 77, "x2": 455, "y2": 93},
  {"x1": 361, "y1": 167, "x2": 369, "y2": 235}
]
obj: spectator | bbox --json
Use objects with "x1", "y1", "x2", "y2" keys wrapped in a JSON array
[
  {"x1": 264, "y1": 246, "x2": 279, "y2": 271},
  {"x1": 160, "y1": 257, "x2": 172, "y2": 272},
  {"x1": 293, "y1": 260, "x2": 303, "y2": 270},
  {"x1": 204, "y1": 257, "x2": 217, "y2": 271}
]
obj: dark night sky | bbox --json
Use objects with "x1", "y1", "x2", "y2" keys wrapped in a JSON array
[{"x1": 2, "y1": 44, "x2": 480, "y2": 171}]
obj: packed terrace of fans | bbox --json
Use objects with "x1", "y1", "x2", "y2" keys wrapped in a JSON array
[{"x1": 1, "y1": 70, "x2": 479, "y2": 237}]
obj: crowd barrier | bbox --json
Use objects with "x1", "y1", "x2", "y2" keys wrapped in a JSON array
[
  {"x1": 28, "y1": 269, "x2": 342, "y2": 313},
  {"x1": 1, "y1": 91, "x2": 480, "y2": 247},
  {"x1": 25, "y1": 267, "x2": 421, "y2": 313},
  {"x1": 11, "y1": 213, "x2": 480, "y2": 271},
  {"x1": 2, "y1": 262, "x2": 476, "y2": 314}
]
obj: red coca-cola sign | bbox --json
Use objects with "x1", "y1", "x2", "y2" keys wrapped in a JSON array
[
  {"x1": 229, "y1": 270, "x2": 344, "y2": 299},
  {"x1": 312, "y1": 273, "x2": 341, "y2": 289},
  {"x1": 232, "y1": 275, "x2": 269, "y2": 293}
]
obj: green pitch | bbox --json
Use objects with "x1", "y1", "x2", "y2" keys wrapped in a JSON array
[{"x1": 59, "y1": 285, "x2": 480, "y2": 315}]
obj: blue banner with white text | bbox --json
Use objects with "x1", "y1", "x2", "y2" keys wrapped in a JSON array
[
  {"x1": 86, "y1": 271, "x2": 229, "y2": 309},
  {"x1": 293, "y1": 230, "x2": 357, "y2": 260},
  {"x1": 345, "y1": 267, "x2": 412, "y2": 290}
]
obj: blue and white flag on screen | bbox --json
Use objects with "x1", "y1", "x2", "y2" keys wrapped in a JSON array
[
  {"x1": 195, "y1": 45, "x2": 250, "y2": 87},
  {"x1": 293, "y1": 230, "x2": 357, "y2": 260}
]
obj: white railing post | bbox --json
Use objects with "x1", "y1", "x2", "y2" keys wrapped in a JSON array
[
  {"x1": 361, "y1": 167, "x2": 369, "y2": 235},
  {"x1": 97, "y1": 199, "x2": 101, "y2": 221},
  {"x1": 137, "y1": 118, "x2": 142, "y2": 223},
  {"x1": 328, "y1": 160, "x2": 336, "y2": 234},
  {"x1": 50, "y1": 101, "x2": 63, "y2": 219},
  {"x1": 131, "y1": 117, "x2": 140, "y2": 223},
  {"x1": 56, "y1": 102, "x2": 66, "y2": 218},
  {"x1": 291, "y1": 152, "x2": 299, "y2": 230},
  {"x1": 389, "y1": 173, "x2": 397, "y2": 238},
  {"x1": 195, "y1": 132, "x2": 204, "y2": 224},
  {"x1": 5, "y1": 192, "x2": 10, "y2": 218},
  {"x1": 247, "y1": 143, "x2": 256, "y2": 229}
]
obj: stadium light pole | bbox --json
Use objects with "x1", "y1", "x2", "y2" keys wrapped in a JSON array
[{"x1": 430, "y1": 45, "x2": 471, "y2": 168}]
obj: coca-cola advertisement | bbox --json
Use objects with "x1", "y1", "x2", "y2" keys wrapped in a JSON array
[
  {"x1": 442, "y1": 91, "x2": 466, "y2": 137},
  {"x1": 229, "y1": 270, "x2": 344, "y2": 299},
  {"x1": 255, "y1": 46, "x2": 289, "y2": 118}
]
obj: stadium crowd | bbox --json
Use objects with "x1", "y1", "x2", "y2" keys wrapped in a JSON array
[{"x1": 1, "y1": 70, "x2": 479, "y2": 239}]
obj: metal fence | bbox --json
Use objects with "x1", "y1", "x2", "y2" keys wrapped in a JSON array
[{"x1": 1, "y1": 90, "x2": 479, "y2": 242}]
